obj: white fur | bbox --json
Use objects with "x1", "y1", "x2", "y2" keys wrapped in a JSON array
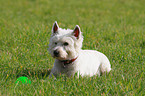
[{"x1": 49, "y1": 21, "x2": 111, "y2": 78}]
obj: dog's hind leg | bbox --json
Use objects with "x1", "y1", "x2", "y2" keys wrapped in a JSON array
[{"x1": 100, "y1": 60, "x2": 111, "y2": 75}]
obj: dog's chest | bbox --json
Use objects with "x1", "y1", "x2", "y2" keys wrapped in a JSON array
[{"x1": 56, "y1": 62, "x2": 77, "y2": 77}]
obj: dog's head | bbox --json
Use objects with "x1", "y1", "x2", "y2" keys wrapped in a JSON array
[{"x1": 48, "y1": 21, "x2": 83, "y2": 60}]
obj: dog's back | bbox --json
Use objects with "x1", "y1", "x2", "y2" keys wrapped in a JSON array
[{"x1": 76, "y1": 50, "x2": 111, "y2": 77}]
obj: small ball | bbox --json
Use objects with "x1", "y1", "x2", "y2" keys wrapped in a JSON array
[{"x1": 15, "y1": 76, "x2": 31, "y2": 84}]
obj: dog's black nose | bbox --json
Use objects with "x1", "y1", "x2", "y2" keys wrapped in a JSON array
[{"x1": 54, "y1": 50, "x2": 59, "y2": 57}]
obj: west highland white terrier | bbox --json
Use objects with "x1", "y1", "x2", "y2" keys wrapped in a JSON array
[{"x1": 48, "y1": 21, "x2": 111, "y2": 78}]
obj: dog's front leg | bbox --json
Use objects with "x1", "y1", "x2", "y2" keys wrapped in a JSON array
[
  {"x1": 49, "y1": 72, "x2": 53, "y2": 78},
  {"x1": 49, "y1": 72, "x2": 57, "y2": 80}
]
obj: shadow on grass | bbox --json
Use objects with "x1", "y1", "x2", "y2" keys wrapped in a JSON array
[{"x1": 16, "y1": 68, "x2": 51, "y2": 78}]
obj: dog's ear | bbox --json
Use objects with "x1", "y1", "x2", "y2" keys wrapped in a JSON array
[
  {"x1": 52, "y1": 21, "x2": 59, "y2": 34},
  {"x1": 73, "y1": 25, "x2": 81, "y2": 39}
]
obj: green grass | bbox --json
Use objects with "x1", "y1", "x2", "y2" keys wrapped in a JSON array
[{"x1": 0, "y1": 0, "x2": 145, "y2": 95}]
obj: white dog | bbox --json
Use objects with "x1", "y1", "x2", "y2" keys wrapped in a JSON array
[{"x1": 48, "y1": 21, "x2": 111, "y2": 78}]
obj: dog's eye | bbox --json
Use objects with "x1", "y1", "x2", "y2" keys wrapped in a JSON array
[
  {"x1": 64, "y1": 42, "x2": 69, "y2": 46},
  {"x1": 55, "y1": 42, "x2": 57, "y2": 45}
]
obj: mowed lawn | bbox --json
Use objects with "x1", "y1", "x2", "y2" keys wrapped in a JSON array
[{"x1": 0, "y1": 0, "x2": 144, "y2": 95}]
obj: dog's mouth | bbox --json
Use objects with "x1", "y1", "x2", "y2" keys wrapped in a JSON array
[
  {"x1": 55, "y1": 57, "x2": 67, "y2": 61},
  {"x1": 53, "y1": 55, "x2": 67, "y2": 61}
]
